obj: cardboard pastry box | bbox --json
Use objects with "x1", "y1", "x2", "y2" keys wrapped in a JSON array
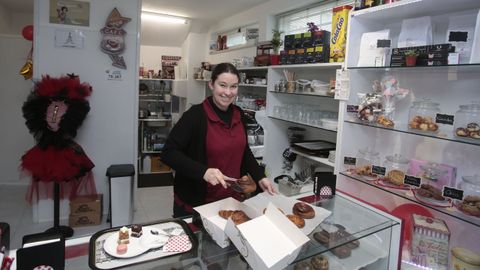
[{"x1": 69, "y1": 194, "x2": 102, "y2": 227}]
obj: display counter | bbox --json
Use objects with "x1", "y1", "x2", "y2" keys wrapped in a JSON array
[{"x1": 8, "y1": 192, "x2": 401, "y2": 269}]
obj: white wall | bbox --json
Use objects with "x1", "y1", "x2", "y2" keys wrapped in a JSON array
[
  {"x1": 140, "y1": 45, "x2": 181, "y2": 73},
  {"x1": 0, "y1": 35, "x2": 35, "y2": 185},
  {"x1": 34, "y1": 0, "x2": 141, "y2": 220},
  {"x1": 182, "y1": 32, "x2": 208, "y2": 107},
  {"x1": 0, "y1": 5, "x2": 11, "y2": 34},
  {"x1": 10, "y1": 12, "x2": 34, "y2": 35}
]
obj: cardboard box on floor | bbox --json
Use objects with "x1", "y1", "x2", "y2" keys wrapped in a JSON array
[{"x1": 69, "y1": 194, "x2": 102, "y2": 227}]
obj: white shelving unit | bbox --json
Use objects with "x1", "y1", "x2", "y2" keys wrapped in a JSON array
[
  {"x1": 264, "y1": 63, "x2": 341, "y2": 179},
  {"x1": 335, "y1": 1, "x2": 480, "y2": 269}
]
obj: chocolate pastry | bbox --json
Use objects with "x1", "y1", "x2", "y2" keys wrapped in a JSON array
[
  {"x1": 310, "y1": 254, "x2": 329, "y2": 270},
  {"x1": 293, "y1": 202, "x2": 315, "y2": 219},
  {"x1": 231, "y1": 210, "x2": 250, "y2": 225},
  {"x1": 313, "y1": 230, "x2": 330, "y2": 246},
  {"x1": 218, "y1": 210, "x2": 235, "y2": 219},
  {"x1": 418, "y1": 184, "x2": 444, "y2": 201},
  {"x1": 294, "y1": 261, "x2": 314, "y2": 270},
  {"x1": 312, "y1": 224, "x2": 358, "y2": 259},
  {"x1": 237, "y1": 175, "x2": 257, "y2": 193},
  {"x1": 458, "y1": 195, "x2": 480, "y2": 217},
  {"x1": 286, "y1": 214, "x2": 305, "y2": 228},
  {"x1": 332, "y1": 246, "x2": 351, "y2": 258},
  {"x1": 130, "y1": 224, "x2": 143, "y2": 238}
]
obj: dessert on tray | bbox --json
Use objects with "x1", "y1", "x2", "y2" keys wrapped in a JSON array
[{"x1": 118, "y1": 226, "x2": 130, "y2": 244}]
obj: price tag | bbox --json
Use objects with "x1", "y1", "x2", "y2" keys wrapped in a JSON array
[
  {"x1": 442, "y1": 186, "x2": 464, "y2": 200},
  {"x1": 435, "y1": 114, "x2": 454, "y2": 125},
  {"x1": 403, "y1": 175, "x2": 421, "y2": 187},
  {"x1": 371, "y1": 165, "x2": 386, "y2": 176},
  {"x1": 347, "y1": 105, "x2": 359, "y2": 113},
  {"x1": 343, "y1": 156, "x2": 356, "y2": 165}
]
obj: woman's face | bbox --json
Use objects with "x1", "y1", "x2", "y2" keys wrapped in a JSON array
[{"x1": 209, "y1": 72, "x2": 238, "y2": 111}]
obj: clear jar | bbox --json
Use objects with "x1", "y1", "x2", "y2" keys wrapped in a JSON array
[
  {"x1": 454, "y1": 103, "x2": 480, "y2": 139},
  {"x1": 408, "y1": 100, "x2": 440, "y2": 132},
  {"x1": 355, "y1": 147, "x2": 380, "y2": 180},
  {"x1": 459, "y1": 174, "x2": 480, "y2": 198},
  {"x1": 384, "y1": 154, "x2": 409, "y2": 185},
  {"x1": 419, "y1": 162, "x2": 448, "y2": 182}
]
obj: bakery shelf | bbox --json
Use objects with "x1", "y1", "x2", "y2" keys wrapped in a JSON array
[
  {"x1": 350, "y1": 0, "x2": 480, "y2": 23},
  {"x1": 139, "y1": 99, "x2": 169, "y2": 102},
  {"x1": 238, "y1": 83, "x2": 267, "y2": 88},
  {"x1": 141, "y1": 150, "x2": 162, "y2": 154},
  {"x1": 237, "y1": 66, "x2": 269, "y2": 71},
  {"x1": 290, "y1": 148, "x2": 334, "y2": 168},
  {"x1": 269, "y1": 90, "x2": 335, "y2": 99},
  {"x1": 347, "y1": 63, "x2": 480, "y2": 74},
  {"x1": 338, "y1": 172, "x2": 480, "y2": 228},
  {"x1": 344, "y1": 119, "x2": 480, "y2": 147},
  {"x1": 269, "y1": 116, "x2": 337, "y2": 132},
  {"x1": 269, "y1": 62, "x2": 342, "y2": 70}
]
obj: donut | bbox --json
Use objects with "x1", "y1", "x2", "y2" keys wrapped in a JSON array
[
  {"x1": 294, "y1": 261, "x2": 314, "y2": 270},
  {"x1": 310, "y1": 254, "x2": 329, "y2": 270},
  {"x1": 286, "y1": 214, "x2": 305, "y2": 228},
  {"x1": 218, "y1": 210, "x2": 235, "y2": 219},
  {"x1": 116, "y1": 244, "x2": 128, "y2": 255},
  {"x1": 332, "y1": 246, "x2": 351, "y2": 258},
  {"x1": 237, "y1": 175, "x2": 257, "y2": 193},
  {"x1": 293, "y1": 202, "x2": 315, "y2": 219},
  {"x1": 231, "y1": 210, "x2": 250, "y2": 225},
  {"x1": 313, "y1": 230, "x2": 330, "y2": 246}
]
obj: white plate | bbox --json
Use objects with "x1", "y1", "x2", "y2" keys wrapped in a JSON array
[{"x1": 103, "y1": 226, "x2": 170, "y2": 258}]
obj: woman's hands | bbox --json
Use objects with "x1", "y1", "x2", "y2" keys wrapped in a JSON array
[
  {"x1": 259, "y1": 178, "x2": 276, "y2": 195},
  {"x1": 204, "y1": 168, "x2": 276, "y2": 195},
  {"x1": 203, "y1": 168, "x2": 227, "y2": 188}
]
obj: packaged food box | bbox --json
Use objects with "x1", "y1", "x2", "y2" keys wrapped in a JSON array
[
  {"x1": 330, "y1": 5, "x2": 352, "y2": 63},
  {"x1": 225, "y1": 203, "x2": 309, "y2": 270},
  {"x1": 411, "y1": 214, "x2": 450, "y2": 270},
  {"x1": 287, "y1": 49, "x2": 297, "y2": 65},
  {"x1": 70, "y1": 194, "x2": 102, "y2": 215},
  {"x1": 295, "y1": 48, "x2": 307, "y2": 64},
  {"x1": 151, "y1": 156, "x2": 171, "y2": 172},
  {"x1": 294, "y1": 33, "x2": 304, "y2": 49},
  {"x1": 313, "y1": 30, "x2": 330, "y2": 46},
  {"x1": 284, "y1": 34, "x2": 295, "y2": 50},
  {"x1": 315, "y1": 45, "x2": 330, "y2": 63}
]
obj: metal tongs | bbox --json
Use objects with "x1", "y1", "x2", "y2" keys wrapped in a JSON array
[{"x1": 224, "y1": 176, "x2": 243, "y2": 192}]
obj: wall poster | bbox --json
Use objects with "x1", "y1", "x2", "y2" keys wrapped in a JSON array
[{"x1": 49, "y1": 0, "x2": 90, "y2": 26}]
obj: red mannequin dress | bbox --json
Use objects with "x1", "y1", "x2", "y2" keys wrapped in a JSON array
[{"x1": 21, "y1": 74, "x2": 96, "y2": 203}]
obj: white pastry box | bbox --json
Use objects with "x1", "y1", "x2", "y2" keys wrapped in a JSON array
[
  {"x1": 225, "y1": 203, "x2": 310, "y2": 270},
  {"x1": 193, "y1": 197, "x2": 260, "y2": 248},
  {"x1": 411, "y1": 214, "x2": 450, "y2": 270}
]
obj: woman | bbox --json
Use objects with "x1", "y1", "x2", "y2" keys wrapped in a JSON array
[{"x1": 161, "y1": 63, "x2": 275, "y2": 217}]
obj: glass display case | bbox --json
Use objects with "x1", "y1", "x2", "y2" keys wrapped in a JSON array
[{"x1": 335, "y1": 1, "x2": 480, "y2": 269}]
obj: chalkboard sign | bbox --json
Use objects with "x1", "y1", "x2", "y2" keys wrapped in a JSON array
[
  {"x1": 377, "y1": 39, "x2": 392, "y2": 48},
  {"x1": 404, "y1": 175, "x2": 421, "y2": 187},
  {"x1": 371, "y1": 165, "x2": 386, "y2": 176},
  {"x1": 344, "y1": 156, "x2": 356, "y2": 165},
  {"x1": 347, "y1": 105, "x2": 359, "y2": 113},
  {"x1": 443, "y1": 186, "x2": 464, "y2": 200},
  {"x1": 435, "y1": 114, "x2": 454, "y2": 125}
]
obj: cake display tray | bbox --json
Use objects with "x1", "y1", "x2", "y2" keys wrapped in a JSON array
[{"x1": 88, "y1": 219, "x2": 198, "y2": 270}]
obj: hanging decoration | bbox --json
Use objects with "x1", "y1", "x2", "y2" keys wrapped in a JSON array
[
  {"x1": 19, "y1": 25, "x2": 34, "y2": 80},
  {"x1": 100, "y1": 8, "x2": 131, "y2": 69},
  {"x1": 307, "y1": 22, "x2": 320, "y2": 33},
  {"x1": 21, "y1": 74, "x2": 96, "y2": 203}
]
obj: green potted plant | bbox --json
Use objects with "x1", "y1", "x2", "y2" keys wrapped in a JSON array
[
  {"x1": 270, "y1": 30, "x2": 283, "y2": 65},
  {"x1": 404, "y1": 50, "x2": 418, "y2": 67}
]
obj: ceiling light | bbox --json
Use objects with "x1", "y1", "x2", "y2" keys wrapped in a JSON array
[{"x1": 141, "y1": 11, "x2": 188, "y2": 24}]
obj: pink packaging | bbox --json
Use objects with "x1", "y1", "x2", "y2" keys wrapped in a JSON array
[{"x1": 407, "y1": 159, "x2": 457, "y2": 190}]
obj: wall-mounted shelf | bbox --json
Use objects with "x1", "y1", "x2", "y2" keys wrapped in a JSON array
[
  {"x1": 290, "y1": 148, "x2": 334, "y2": 168},
  {"x1": 269, "y1": 91, "x2": 335, "y2": 98},
  {"x1": 268, "y1": 116, "x2": 337, "y2": 133},
  {"x1": 239, "y1": 83, "x2": 267, "y2": 88},
  {"x1": 269, "y1": 62, "x2": 342, "y2": 70}
]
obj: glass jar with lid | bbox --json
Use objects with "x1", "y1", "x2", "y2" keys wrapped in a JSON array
[
  {"x1": 383, "y1": 154, "x2": 410, "y2": 185},
  {"x1": 459, "y1": 174, "x2": 480, "y2": 198},
  {"x1": 408, "y1": 99, "x2": 440, "y2": 132},
  {"x1": 354, "y1": 147, "x2": 380, "y2": 180},
  {"x1": 454, "y1": 103, "x2": 480, "y2": 140}
]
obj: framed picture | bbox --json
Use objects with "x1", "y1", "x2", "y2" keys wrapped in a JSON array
[{"x1": 49, "y1": 0, "x2": 90, "y2": 26}]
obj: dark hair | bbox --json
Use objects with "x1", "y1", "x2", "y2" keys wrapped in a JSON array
[
  {"x1": 210, "y1": 63, "x2": 240, "y2": 83},
  {"x1": 61, "y1": 6, "x2": 68, "y2": 12}
]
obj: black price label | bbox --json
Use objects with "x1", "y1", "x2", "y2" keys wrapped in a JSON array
[
  {"x1": 344, "y1": 156, "x2": 356, "y2": 165},
  {"x1": 371, "y1": 165, "x2": 386, "y2": 176},
  {"x1": 435, "y1": 114, "x2": 454, "y2": 125},
  {"x1": 347, "y1": 105, "x2": 359, "y2": 113},
  {"x1": 377, "y1": 39, "x2": 391, "y2": 48},
  {"x1": 403, "y1": 175, "x2": 421, "y2": 187},
  {"x1": 443, "y1": 186, "x2": 464, "y2": 200}
]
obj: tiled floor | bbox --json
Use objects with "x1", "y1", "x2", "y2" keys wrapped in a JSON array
[{"x1": 0, "y1": 185, "x2": 173, "y2": 249}]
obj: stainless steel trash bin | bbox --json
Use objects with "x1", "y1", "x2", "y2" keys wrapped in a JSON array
[{"x1": 106, "y1": 164, "x2": 135, "y2": 227}]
